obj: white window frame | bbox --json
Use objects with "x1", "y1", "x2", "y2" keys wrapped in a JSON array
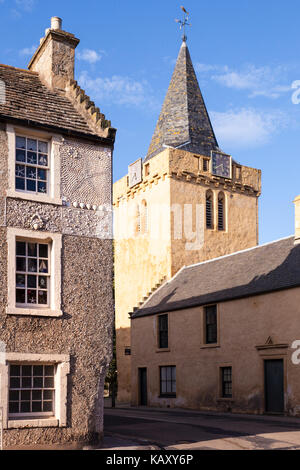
[
  {"x1": 6, "y1": 227, "x2": 62, "y2": 317},
  {"x1": 0, "y1": 353, "x2": 69, "y2": 429},
  {"x1": 6, "y1": 124, "x2": 62, "y2": 205},
  {"x1": 15, "y1": 239, "x2": 50, "y2": 308}
]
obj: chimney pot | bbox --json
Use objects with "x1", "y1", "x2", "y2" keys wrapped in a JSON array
[{"x1": 51, "y1": 17, "x2": 62, "y2": 30}]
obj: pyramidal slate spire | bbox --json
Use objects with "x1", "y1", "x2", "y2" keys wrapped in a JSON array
[{"x1": 145, "y1": 40, "x2": 219, "y2": 162}]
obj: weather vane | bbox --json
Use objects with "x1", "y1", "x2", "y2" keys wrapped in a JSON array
[{"x1": 175, "y1": 6, "x2": 191, "y2": 42}]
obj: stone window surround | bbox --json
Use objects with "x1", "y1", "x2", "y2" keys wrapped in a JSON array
[
  {"x1": 6, "y1": 227, "x2": 63, "y2": 317},
  {"x1": 6, "y1": 124, "x2": 62, "y2": 206},
  {"x1": 200, "y1": 304, "x2": 220, "y2": 349},
  {"x1": 0, "y1": 352, "x2": 70, "y2": 429}
]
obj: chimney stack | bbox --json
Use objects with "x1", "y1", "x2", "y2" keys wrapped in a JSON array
[
  {"x1": 28, "y1": 17, "x2": 79, "y2": 90},
  {"x1": 294, "y1": 195, "x2": 300, "y2": 244}
]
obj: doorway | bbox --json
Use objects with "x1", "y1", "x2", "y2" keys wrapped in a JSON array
[
  {"x1": 138, "y1": 368, "x2": 147, "y2": 406},
  {"x1": 264, "y1": 359, "x2": 284, "y2": 413}
]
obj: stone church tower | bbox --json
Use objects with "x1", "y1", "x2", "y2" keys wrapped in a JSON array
[{"x1": 113, "y1": 39, "x2": 261, "y2": 403}]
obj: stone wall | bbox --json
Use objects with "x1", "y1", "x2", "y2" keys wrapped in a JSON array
[{"x1": 0, "y1": 129, "x2": 114, "y2": 449}]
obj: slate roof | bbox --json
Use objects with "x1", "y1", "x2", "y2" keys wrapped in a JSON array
[
  {"x1": 131, "y1": 236, "x2": 300, "y2": 318},
  {"x1": 0, "y1": 64, "x2": 110, "y2": 142},
  {"x1": 145, "y1": 41, "x2": 219, "y2": 162}
]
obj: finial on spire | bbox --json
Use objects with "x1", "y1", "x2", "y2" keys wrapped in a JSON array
[{"x1": 175, "y1": 6, "x2": 191, "y2": 42}]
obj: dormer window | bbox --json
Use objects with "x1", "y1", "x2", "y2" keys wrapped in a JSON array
[{"x1": 15, "y1": 136, "x2": 49, "y2": 195}]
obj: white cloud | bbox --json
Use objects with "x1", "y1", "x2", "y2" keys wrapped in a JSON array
[
  {"x1": 15, "y1": 0, "x2": 35, "y2": 10},
  {"x1": 19, "y1": 45, "x2": 36, "y2": 56},
  {"x1": 196, "y1": 62, "x2": 291, "y2": 99},
  {"x1": 77, "y1": 49, "x2": 103, "y2": 64},
  {"x1": 78, "y1": 71, "x2": 159, "y2": 109},
  {"x1": 210, "y1": 108, "x2": 288, "y2": 148}
]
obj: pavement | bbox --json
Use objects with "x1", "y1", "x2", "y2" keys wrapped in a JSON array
[{"x1": 100, "y1": 406, "x2": 300, "y2": 450}]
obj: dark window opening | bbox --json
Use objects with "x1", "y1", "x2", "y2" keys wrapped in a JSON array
[
  {"x1": 206, "y1": 192, "x2": 213, "y2": 229},
  {"x1": 218, "y1": 193, "x2": 225, "y2": 231},
  {"x1": 203, "y1": 158, "x2": 209, "y2": 172},
  {"x1": 160, "y1": 366, "x2": 176, "y2": 397},
  {"x1": 205, "y1": 305, "x2": 217, "y2": 344},
  {"x1": 222, "y1": 367, "x2": 232, "y2": 398},
  {"x1": 158, "y1": 314, "x2": 168, "y2": 349}
]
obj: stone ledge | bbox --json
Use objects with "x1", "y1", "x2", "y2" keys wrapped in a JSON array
[{"x1": 7, "y1": 418, "x2": 59, "y2": 429}]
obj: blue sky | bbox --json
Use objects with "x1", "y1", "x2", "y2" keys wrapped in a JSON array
[{"x1": 1, "y1": 0, "x2": 300, "y2": 244}]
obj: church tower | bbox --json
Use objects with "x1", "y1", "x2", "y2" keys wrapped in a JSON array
[{"x1": 113, "y1": 38, "x2": 261, "y2": 403}]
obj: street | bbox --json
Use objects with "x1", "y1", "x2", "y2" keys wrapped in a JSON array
[{"x1": 103, "y1": 407, "x2": 300, "y2": 450}]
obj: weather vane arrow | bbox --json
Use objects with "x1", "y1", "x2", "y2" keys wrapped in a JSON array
[{"x1": 175, "y1": 6, "x2": 191, "y2": 42}]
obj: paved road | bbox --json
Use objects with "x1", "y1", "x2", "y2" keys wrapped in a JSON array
[{"x1": 104, "y1": 407, "x2": 300, "y2": 450}]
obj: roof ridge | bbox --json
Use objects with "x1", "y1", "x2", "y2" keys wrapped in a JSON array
[
  {"x1": 185, "y1": 235, "x2": 295, "y2": 271},
  {"x1": 0, "y1": 64, "x2": 38, "y2": 75}
]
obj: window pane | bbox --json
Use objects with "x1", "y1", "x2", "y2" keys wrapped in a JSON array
[
  {"x1": 39, "y1": 260, "x2": 48, "y2": 273},
  {"x1": 38, "y1": 290, "x2": 47, "y2": 305},
  {"x1": 32, "y1": 401, "x2": 42, "y2": 413},
  {"x1": 10, "y1": 365, "x2": 20, "y2": 376},
  {"x1": 27, "y1": 139, "x2": 37, "y2": 151},
  {"x1": 161, "y1": 381, "x2": 166, "y2": 393},
  {"x1": 16, "y1": 257, "x2": 26, "y2": 272},
  {"x1": 22, "y1": 377, "x2": 32, "y2": 388},
  {"x1": 45, "y1": 365, "x2": 54, "y2": 376},
  {"x1": 39, "y1": 244, "x2": 48, "y2": 258},
  {"x1": 38, "y1": 154, "x2": 48, "y2": 166},
  {"x1": 27, "y1": 152, "x2": 37, "y2": 165},
  {"x1": 27, "y1": 289, "x2": 37, "y2": 304},
  {"x1": 28, "y1": 258, "x2": 37, "y2": 273},
  {"x1": 43, "y1": 390, "x2": 52, "y2": 400},
  {"x1": 161, "y1": 367, "x2": 166, "y2": 380},
  {"x1": 10, "y1": 377, "x2": 20, "y2": 388},
  {"x1": 33, "y1": 365, "x2": 43, "y2": 376},
  {"x1": 27, "y1": 275, "x2": 37, "y2": 288},
  {"x1": 38, "y1": 169, "x2": 47, "y2": 181},
  {"x1": 38, "y1": 181, "x2": 47, "y2": 193},
  {"x1": 15, "y1": 164, "x2": 25, "y2": 177},
  {"x1": 28, "y1": 243, "x2": 37, "y2": 257},
  {"x1": 32, "y1": 390, "x2": 42, "y2": 400},
  {"x1": 39, "y1": 276, "x2": 47, "y2": 288},
  {"x1": 16, "y1": 149, "x2": 26, "y2": 162},
  {"x1": 9, "y1": 402, "x2": 19, "y2": 413},
  {"x1": 16, "y1": 178, "x2": 25, "y2": 190},
  {"x1": 22, "y1": 366, "x2": 32, "y2": 377},
  {"x1": 9, "y1": 390, "x2": 19, "y2": 401},
  {"x1": 16, "y1": 136, "x2": 26, "y2": 149},
  {"x1": 43, "y1": 401, "x2": 53, "y2": 412},
  {"x1": 16, "y1": 289, "x2": 25, "y2": 303},
  {"x1": 26, "y1": 166, "x2": 36, "y2": 179},
  {"x1": 21, "y1": 390, "x2": 30, "y2": 400},
  {"x1": 20, "y1": 402, "x2": 30, "y2": 413},
  {"x1": 38, "y1": 141, "x2": 48, "y2": 153},
  {"x1": 44, "y1": 377, "x2": 54, "y2": 388},
  {"x1": 16, "y1": 274, "x2": 25, "y2": 287},
  {"x1": 16, "y1": 242, "x2": 26, "y2": 256},
  {"x1": 26, "y1": 179, "x2": 36, "y2": 192},
  {"x1": 33, "y1": 377, "x2": 43, "y2": 388}
]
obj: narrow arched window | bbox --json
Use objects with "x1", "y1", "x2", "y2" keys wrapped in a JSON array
[
  {"x1": 206, "y1": 191, "x2": 213, "y2": 229},
  {"x1": 136, "y1": 204, "x2": 141, "y2": 233},
  {"x1": 141, "y1": 200, "x2": 148, "y2": 233},
  {"x1": 218, "y1": 192, "x2": 225, "y2": 231}
]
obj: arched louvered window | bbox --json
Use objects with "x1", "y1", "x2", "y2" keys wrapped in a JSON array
[
  {"x1": 218, "y1": 192, "x2": 225, "y2": 231},
  {"x1": 206, "y1": 191, "x2": 213, "y2": 229},
  {"x1": 141, "y1": 200, "x2": 148, "y2": 233}
]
